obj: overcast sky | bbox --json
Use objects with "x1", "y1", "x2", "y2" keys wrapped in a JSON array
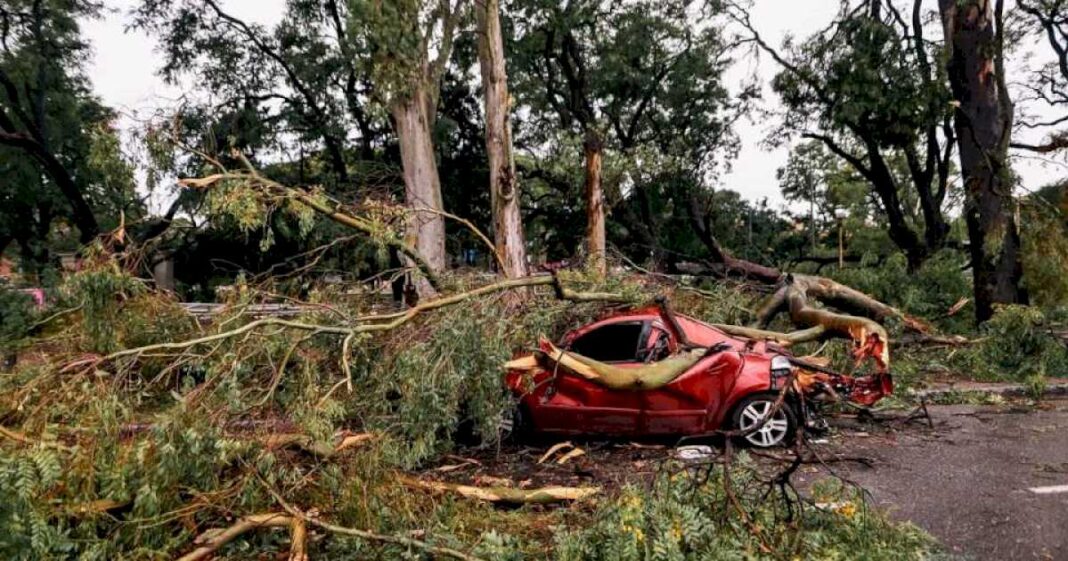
[{"x1": 82, "y1": 0, "x2": 1067, "y2": 213}]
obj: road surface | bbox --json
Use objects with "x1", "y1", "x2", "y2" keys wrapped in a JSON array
[{"x1": 804, "y1": 399, "x2": 1068, "y2": 561}]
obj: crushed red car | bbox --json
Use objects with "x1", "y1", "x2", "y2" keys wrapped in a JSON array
[{"x1": 504, "y1": 302, "x2": 892, "y2": 447}]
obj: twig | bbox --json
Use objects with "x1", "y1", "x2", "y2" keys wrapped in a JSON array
[{"x1": 412, "y1": 206, "x2": 506, "y2": 273}]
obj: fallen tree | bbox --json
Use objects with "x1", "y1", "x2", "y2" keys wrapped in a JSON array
[{"x1": 685, "y1": 196, "x2": 935, "y2": 370}]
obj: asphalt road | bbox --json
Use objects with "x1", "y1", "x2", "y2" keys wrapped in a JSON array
[{"x1": 802, "y1": 399, "x2": 1068, "y2": 561}]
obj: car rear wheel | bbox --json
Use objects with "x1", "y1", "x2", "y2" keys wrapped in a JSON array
[
  {"x1": 498, "y1": 404, "x2": 530, "y2": 442},
  {"x1": 731, "y1": 394, "x2": 797, "y2": 448}
]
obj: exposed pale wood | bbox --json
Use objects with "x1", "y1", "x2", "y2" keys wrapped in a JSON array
[
  {"x1": 539, "y1": 338, "x2": 703, "y2": 390},
  {"x1": 400, "y1": 476, "x2": 599, "y2": 504},
  {"x1": 176, "y1": 513, "x2": 297, "y2": 561}
]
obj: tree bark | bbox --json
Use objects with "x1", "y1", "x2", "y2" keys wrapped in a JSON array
[
  {"x1": 476, "y1": 0, "x2": 527, "y2": 278},
  {"x1": 391, "y1": 82, "x2": 447, "y2": 290},
  {"x1": 584, "y1": 130, "x2": 606, "y2": 277},
  {"x1": 940, "y1": 0, "x2": 1026, "y2": 322}
]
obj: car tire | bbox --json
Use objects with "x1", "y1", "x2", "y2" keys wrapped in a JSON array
[
  {"x1": 730, "y1": 393, "x2": 798, "y2": 448},
  {"x1": 499, "y1": 403, "x2": 530, "y2": 442}
]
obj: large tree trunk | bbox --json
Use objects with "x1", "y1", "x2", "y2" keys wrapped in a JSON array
[
  {"x1": 476, "y1": 0, "x2": 527, "y2": 278},
  {"x1": 584, "y1": 130, "x2": 606, "y2": 277},
  {"x1": 391, "y1": 82, "x2": 447, "y2": 291},
  {"x1": 940, "y1": 0, "x2": 1026, "y2": 322}
]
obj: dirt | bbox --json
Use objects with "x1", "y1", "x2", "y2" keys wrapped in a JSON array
[{"x1": 428, "y1": 398, "x2": 1068, "y2": 560}]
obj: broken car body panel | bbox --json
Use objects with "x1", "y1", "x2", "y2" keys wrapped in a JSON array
[{"x1": 505, "y1": 305, "x2": 890, "y2": 437}]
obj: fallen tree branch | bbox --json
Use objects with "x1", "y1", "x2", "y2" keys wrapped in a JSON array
[
  {"x1": 90, "y1": 275, "x2": 625, "y2": 369},
  {"x1": 176, "y1": 512, "x2": 304, "y2": 561},
  {"x1": 261, "y1": 483, "x2": 485, "y2": 561},
  {"x1": 710, "y1": 324, "x2": 827, "y2": 346},
  {"x1": 63, "y1": 498, "x2": 131, "y2": 517},
  {"x1": 895, "y1": 333, "x2": 986, "y2": 347},
  {"x1": 182, "y1": 153, "x2": 444, "y2": 292},
  {"x1": 262, "y1": 432, "x2": 375, "y2": 459},
  {"x1": 399, "y1": 476, "x2": 599, "y2": 504},
  {"x1": 412, "y1": 206, "x2": 506, "y2": 273},
  {"x1": 532, "y1": 337, "x2": 704, "y2": 390}
]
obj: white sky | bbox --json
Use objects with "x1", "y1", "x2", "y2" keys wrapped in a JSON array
[{"x1": 82, "y1": 0, "x2": 1067, "y2": 213}]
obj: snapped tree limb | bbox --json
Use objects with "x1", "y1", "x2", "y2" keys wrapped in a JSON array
[
  {"x1": 399, "y1": 476, "x2": 600, "y2": 504},
  {"x1": 176, "y1": 512, "x2": 306, "y2": 561},
  {"x1": 531, "y1": 337, "x2": 704, "y2": 390}
]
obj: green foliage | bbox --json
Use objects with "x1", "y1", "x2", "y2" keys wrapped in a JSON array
[
  {"x1": 830, "y1": 252, "x2": 972, "y2": 332},
  {"x1": 553, "y1": 465, "x2": 933, "y2": 561},
  {"x1": 352, "y1": 280, "x2": 620, "y2": 467},
  {"x1": 60, "y1": 255, "x2": 147, "y2": 354},
  {"x1": 0, "y1": 268, "x2": 950, "y2": 561},
  {"x1": 0, "y1": 0, "x2": 142, "y2": 273},
  {"x1": 1020, "y1": 186, "x2": 1068, "y2": 307},
  {"x1": 774, "y1": 11, "x2": 948, "y2": 148},
  {"x1": 949, "y1": 305, "x2": 1068, "y2": 382},
  {"x1": 0, "y1": 286, "x2": 37, "y2": 356}
]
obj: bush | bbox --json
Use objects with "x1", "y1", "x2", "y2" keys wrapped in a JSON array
[
  {"x1": 949, "y1": 305, "x2": 1068, "y2": 382},
  {"x1": 829, "y1": 251, "x2": 972, "y2": 333},
  {"x1": 0, "y1": 286, "x2": 37, "y2": 363}
]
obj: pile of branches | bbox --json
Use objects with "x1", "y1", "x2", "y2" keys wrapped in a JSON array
[{"x1": 0, "y1": 161, "x2": 946, "y2": 559}]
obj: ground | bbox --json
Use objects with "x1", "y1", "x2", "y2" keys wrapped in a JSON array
[{"x1": 432, "y1": 397, "x2": 1068, "y2": 561}]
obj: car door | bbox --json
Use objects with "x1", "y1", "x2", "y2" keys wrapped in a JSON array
[
  {"x1": 532, "y1": 318, "x2": 651, "y2": 434},
  {"x1": 638, "y1": 326, "x2": 744, "y2": 434}
]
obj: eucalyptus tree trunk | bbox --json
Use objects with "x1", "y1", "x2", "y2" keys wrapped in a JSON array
[
  {"x1": 584, "y1": 130, "x2": 606, "y2": 277},
  {"x1": 391, "y1": 81, "x2": 447, "y2": 281},
  {"x1": 940, "y1": 0, "x2": 1026, "y2": 322},
  {"x1": 476, "y1": 0, "x2": 527, "y2": 278}
]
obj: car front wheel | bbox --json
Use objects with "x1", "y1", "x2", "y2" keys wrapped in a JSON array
[{"x1": 731, "y1": 394, "x2": 798, "y2": 448}]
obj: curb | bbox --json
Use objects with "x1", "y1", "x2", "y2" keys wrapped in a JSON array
[{"x1": 910, "y1": 380, "x2": 1068, "y2": 399}]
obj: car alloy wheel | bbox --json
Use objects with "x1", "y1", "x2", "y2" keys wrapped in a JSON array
[{"x1": 736, "y1": 398, "x2": 792, "y2": 448}]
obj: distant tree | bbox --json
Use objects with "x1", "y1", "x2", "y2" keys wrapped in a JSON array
[
  {"x1": 0, "y1": 0, "x2": 145, "y2": 275},
  {"x1": 508, "y1": 0, "x2": 746, "y2": 275},
  {"x1": 136, "y1": 0, "x2": 473, "y2": 291},
  {"x1": 347, "y1": 0, "x2": 466, "y2": 285},
  {"x1": 730, "y1": 0, "x2": 957, "y2": 271},
  {"x1": 131, "y1": 0, "x2": 383, "y2": 191},
  {"x1": 1013, "y1": 0, "x2": 1068, "y2": 154},
  {"x1": 778, "y1": 140, "x2": 893, "y2": 252}
]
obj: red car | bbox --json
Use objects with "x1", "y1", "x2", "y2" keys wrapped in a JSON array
[{"x1": 504, "y1": 303, "x2": 890, "y2": 448}]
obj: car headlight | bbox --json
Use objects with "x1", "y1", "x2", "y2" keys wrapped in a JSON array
[{"x1": 770, "y1": 355, "x2": 793, "y2": 380}]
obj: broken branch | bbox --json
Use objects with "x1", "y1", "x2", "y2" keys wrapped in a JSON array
[
  {"x1": 399, "y1": 476, "x2": 599, "y2": 504},
  {"x1": 262, "y1": 483, "x2": 486, "y2": 561},
  {"x1": 176, "y1": 512, "x2": 303, "y2": 561}
]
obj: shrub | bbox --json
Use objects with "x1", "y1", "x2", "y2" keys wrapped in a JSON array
[
  {"x1": 949, "y1": 305, "x2": 1068, "y2": 382},
  {"x1": 0, "y1": 286, "x2": 37, "y2": 360}
]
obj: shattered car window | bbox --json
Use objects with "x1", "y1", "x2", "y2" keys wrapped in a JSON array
[{"x1": 568, "y1": 321, "x2": 646, "y2": 362}]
